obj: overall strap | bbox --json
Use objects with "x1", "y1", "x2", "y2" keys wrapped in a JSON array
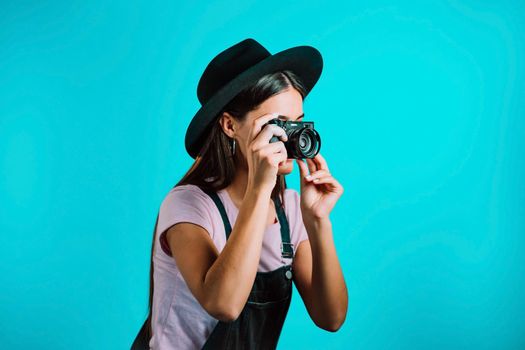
[
  {"x1": 201, "y1": 188, "x2": 233, "y2": 239},
  {"x1": 272, "y1": 195, "x2": 294, "y2": 259},
  {"x1": 201, "y1": 187, "x2": 293, "y2": 260}
]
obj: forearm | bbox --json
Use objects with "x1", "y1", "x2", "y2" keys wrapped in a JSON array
[
  {"x1": 304, "y1": 217, "x2": 348, "y2": 331},
  {"x1": 204, "y1": 187, "x2": 271, "y2": 318}
]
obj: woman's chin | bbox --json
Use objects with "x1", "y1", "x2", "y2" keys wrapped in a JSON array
[{"x1": 277, "y1": 159, "x2": 294, "y2": 175}]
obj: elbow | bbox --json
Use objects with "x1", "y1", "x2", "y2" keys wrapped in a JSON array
[
  {"x1": 321, "y1": 293, "x2": 349, "y2": 332},
  {"x1": 315, "y1": 309, "x2": 347, "y2": 332},
  {"x1": 317, "y1": 316, "x2": 346, "y2": 332},
  {"x1": 214, "y1": 307, "x2": 242, "y2": 323},
  {"x1": 203, "y1": 298, "x2": 242, "y2": 323},
  {"x1": 321, "y1": 318, "x2": 345, "y2": 332}
]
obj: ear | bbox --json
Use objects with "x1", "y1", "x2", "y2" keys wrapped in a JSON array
[{"x1": 218, "y1": 112, "x2": 236, "y2": 138}]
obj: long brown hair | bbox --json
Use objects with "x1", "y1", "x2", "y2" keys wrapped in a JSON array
[{"x1": 145, "y1": 69, "x2": 307, "y2": 338}]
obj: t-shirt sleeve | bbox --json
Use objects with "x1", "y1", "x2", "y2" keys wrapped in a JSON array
[{"x1": 157, "y1": 185, "x2": 215, "y2": 257}]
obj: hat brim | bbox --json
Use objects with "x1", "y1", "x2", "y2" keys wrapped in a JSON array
[{"x1": 185, "y1": 45, "x2": 323, "y2": 159}]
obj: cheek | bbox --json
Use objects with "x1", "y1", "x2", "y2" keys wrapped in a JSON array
[{"x1": 236, "y1": 127, "x2": 251, "y2": 148}]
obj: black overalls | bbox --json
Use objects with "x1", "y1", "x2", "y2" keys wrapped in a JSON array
[
  {"x1": 199, "y1": 189, "x2": 294, "y2": 349},
  {"x1": 130, "y1": 189, "x2": 295, "y2": 350}
]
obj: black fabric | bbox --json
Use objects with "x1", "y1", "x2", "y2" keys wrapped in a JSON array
[
  {"x1": 272, "y1": 195, "x2": 294, "y2": 259},
  {"x1": 201, "y1": 265, "x2": 293, "y2": 350},
  {"x1": 200, "y1": 189, "x2": 294, "y2": 349}
]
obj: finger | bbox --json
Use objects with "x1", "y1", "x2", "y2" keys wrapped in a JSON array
[
  {"x1": 295, "y1": 159, "x2": 308, "y2": 177},
  {"x1": 311, "y1": 176, "x2": 338, "y2": 188},
  {"x1": 311, "y1": 175, "x2": 333, "y2": 184},
  {"x1": 305, "y1": 158, "x2": 318, "y2": 174},
  {"x1": 251, "y1": 124, "x2": 288, "y2": 150},
  {"x1": 295, "y1": 159, "x2": 309, "y2": 189},
  {"x1": 258, "y1": 140, "x2": 287, "y2": 157},
  {"x1": 248, "y1": 112, "x2": 281, "y2": 144},
  {"x1": 304, "y1": 169, "x2": 331, "y2": 181},
  {"x1": 313, "y1": 152, "x2": 329, "y2": 172},
  {"x1": 268, "y1": 148, "x2": 288, "y2": 167},
  {"x1": 311, "y1": 176, "x2": 343, "y2": 192}
]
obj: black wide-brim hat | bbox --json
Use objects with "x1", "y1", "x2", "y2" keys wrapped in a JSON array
[{"x1": 185, "y1": 38, "x2": 324, "y2": 159}]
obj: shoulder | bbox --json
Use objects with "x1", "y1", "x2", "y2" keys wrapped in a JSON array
[
  {"x1": 157, "y1": 184, "x2": 220, "y2": 246},
  {"x1": 165, "y1": 183, "x2": 209, "y2": 197},
  {"x1": 159, "y1": 184, "x2": 218, "y2": 222},
  {"x1": 161, "y1": 184, "x2": 213, "y2": 207},
  {"x1": 157, "y1": 184, "x2": 219, "y2": 257}
]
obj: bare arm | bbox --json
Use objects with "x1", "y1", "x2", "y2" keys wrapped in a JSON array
[
  {"x1": 290, "y1": 152, "x2": 347, "y2": 331},
  {"x1": 292, "y1": 217, "x2": 348, "y2": 332},
  {"x1": 166, "y1": 187, "x2": 272, "y2": 322},
  {"x1": 167, "y1": 112, "x2": 288, "y2": 322}
]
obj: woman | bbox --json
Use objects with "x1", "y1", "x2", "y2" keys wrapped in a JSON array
[{"x1": 132, "y1": 38, "x2": 348, "y2": 349}]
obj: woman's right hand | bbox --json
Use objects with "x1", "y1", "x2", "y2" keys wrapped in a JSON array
[{"x1": 245, "y1": 112, "x2": 289, "y2": 194}]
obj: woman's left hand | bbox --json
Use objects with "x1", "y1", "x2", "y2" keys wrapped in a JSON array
[{"x1": 295, "y1": 152, "x2": 344, "y2": 220}]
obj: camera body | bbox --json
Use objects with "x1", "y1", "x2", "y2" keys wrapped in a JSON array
[{"x1": 266, "y1": 117, "x2": 321, "y2": 159}]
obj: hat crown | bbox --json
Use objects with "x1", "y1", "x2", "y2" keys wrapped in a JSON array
[{"x1": 197, "y1": 38, "x2": 271, "y2": 105}]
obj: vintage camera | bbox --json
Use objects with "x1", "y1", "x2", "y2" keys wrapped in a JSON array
[{"x1": 266, "y1": 116, "x2": 321, "y2": 159}]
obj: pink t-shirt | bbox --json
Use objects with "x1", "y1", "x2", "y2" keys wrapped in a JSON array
[{"x1": 149, "y1": 184, "x2": 309, "y2": 350}]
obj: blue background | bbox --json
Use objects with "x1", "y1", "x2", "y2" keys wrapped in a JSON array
[{"x1": 1, "y1": 1, "x2": 524, "y2": 349}]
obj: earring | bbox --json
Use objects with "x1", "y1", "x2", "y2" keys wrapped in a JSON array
[{"x1": 231, "y1": 138, "x2": 236, "y2": 155}]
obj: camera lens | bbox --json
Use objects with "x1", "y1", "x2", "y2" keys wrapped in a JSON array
[
  {"x1": 299, "y1": 132, "x2": 311, "y2": 149},
  {"x1": 289, "y1": 128, "x2": 321, "y2": 158}
]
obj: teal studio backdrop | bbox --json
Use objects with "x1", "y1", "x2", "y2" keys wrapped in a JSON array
[{"x1": 1, "y1": 1, "x2": 524, "y2": 349}]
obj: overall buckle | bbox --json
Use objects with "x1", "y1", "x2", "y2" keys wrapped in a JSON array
[{"x1": 280, "y1": 242, "x2": 294, "y2": 259}]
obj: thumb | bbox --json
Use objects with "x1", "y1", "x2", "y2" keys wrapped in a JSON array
[{"x1": 295, "y1": 159, "x2": 308, "y2": 182}]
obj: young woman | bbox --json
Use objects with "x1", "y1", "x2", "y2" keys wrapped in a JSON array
[{"x1": 132, "y1": 38, "x2": 348, "y2": 349}]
